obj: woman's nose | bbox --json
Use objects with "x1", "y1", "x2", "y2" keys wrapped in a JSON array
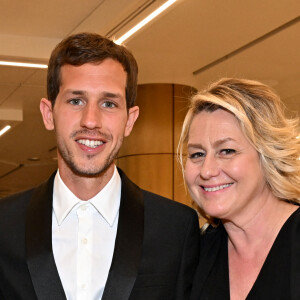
[{"x1": 199, "y1": 155, "x2": 220, "y2": 179}]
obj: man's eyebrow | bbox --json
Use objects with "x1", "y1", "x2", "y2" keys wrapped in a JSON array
[
  {"x1": 63, "y1": 90, "x2": 87, "y2": 96},
  {"x1": 62, "y1": 90, "x2": 122, "y2": 99},
  {"x1": 102, "y1": 91, "x2": 123, "y2": 99}
]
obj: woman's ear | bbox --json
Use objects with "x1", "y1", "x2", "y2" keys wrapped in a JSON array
[{"x1": 40, "y1": 98, "x2": 54, "y2": 130}]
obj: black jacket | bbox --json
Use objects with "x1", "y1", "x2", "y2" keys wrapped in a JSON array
[{"x1": 0, "y1": 169, "x2": 200, "y2": 300}]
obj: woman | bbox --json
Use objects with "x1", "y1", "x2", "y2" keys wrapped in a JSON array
[{"x1": 178, "y1": 78, "x2": 300, "y2": 299}]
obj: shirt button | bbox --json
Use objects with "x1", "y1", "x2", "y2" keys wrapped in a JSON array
[
  {"x1": 82, "y1": 238, "x2": 88, "y2": 244},
  {"x1": 81, "y1": 205, "x2": 87, "y2": 211}
]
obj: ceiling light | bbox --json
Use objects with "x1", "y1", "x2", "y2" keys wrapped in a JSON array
[
  {"x1": 0, "y1": 125, "x2": 11, "y2": 137},
  {"x1": 27, "y1": 157, "x2": 40, "y2": 162},
  {"x1": 0, "y1": 61, "x2": 47, "y2": 69},
  {"x1": 114, "y1": 0, "x2": 177, "y2": 45}
]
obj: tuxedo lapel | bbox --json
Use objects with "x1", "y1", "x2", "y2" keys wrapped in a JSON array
[
  {"x1": 26, "y1": 172, "x2": 66, "y2": 300},
  {"x1": 102, "y1": 169, "x2": 144, "y2": 300}
]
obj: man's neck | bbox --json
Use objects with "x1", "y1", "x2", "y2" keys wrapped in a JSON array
[{"x1": 58, "y1": 164, "x2": 115, "y2": 201}]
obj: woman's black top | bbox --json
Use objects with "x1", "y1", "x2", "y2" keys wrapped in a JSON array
[{"x1": 191, "y1": 207, "x2": 300, "y2": 300}]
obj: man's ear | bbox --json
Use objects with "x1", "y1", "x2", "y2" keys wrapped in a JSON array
[
  {"x1": 124, "y1": 106, "x2": 139, "y2": 137},
  {"x1": 40, "y1": 98, "x2": 54, "y2": 130}
]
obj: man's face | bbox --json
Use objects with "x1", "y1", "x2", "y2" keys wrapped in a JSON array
[{"x1": 40, "y1": 59, "x2": 139, "y2": 178}]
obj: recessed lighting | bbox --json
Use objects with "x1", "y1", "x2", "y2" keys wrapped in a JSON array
[
  {"x1": 0, "y1": 61, "x2": 47, "y2": 69},
  {"x1": 0, "y1": 125, "x2": 11, "y2": 137},
  {"x1": 114, "y1": 0, "x2": 177, "y2": 45},
  {"x1": 27, "y1": 157, "x2": 40, "y2": 161}
]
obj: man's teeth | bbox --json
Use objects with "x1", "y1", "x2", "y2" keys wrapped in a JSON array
[
  {"x1": 77, "y1": 139, "x2": 103, "y2": 148},
  {"x1": 203, "y1": 183, "x2": 232, "y2": 192}
]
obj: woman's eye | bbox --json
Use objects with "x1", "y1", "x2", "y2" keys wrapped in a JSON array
[
  {"x1": 69, "y1": 98, "x2": 83, "y2": 105},
  {"x1": 220, "y1": 149, "x2": 236, "y2": 155},
  {"x1": 189, "y1": 152, "x2": 205, "y2": 159}
]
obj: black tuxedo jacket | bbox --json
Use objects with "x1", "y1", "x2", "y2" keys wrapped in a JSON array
[{"x1": 0, "y1": 169, "x2": 200, "y2": 300}]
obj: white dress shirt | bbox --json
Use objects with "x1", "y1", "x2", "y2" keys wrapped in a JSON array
[{"x1": 52, "y1": 166, "x2": 121, "y2": 300}]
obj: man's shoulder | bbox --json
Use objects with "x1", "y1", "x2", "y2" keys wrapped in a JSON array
[
  {"x1": 119, "y1": 168, "x2": 196, "y2": 214},
  {"x1": 0, "y1": 172, "x2": 56, "y2": 207},
  {"x1": 142, "y1": 189, "x2": 197, "y2": 218},
  {"x1": 0, "y1": 188, "x2": 35, "y2": 229},
  {"x1": 0, "y1": 188, "x2": 34, "y2": 208}
]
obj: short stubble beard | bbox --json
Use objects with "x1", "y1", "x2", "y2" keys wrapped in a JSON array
[{"x1": 56, "y1": 129, "x2": 123, "y2": 178}]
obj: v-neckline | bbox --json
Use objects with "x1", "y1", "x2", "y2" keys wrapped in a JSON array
[{"x1": 226, "y1": 206, "x2": 300, "y2": 299}]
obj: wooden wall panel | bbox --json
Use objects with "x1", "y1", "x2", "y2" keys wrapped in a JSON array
[
  {"x1": 117, "y1": 154, "x2": 173, "y2": 199},
  {"x1": 117, "y1": 83, "x2": 199, "y2": 216},
  {"x1": 173, "y1": 157, "x2": 191, "y2": 206},
  {"x1": 119, "y1": 84, "x2": 173, "y2": 157},
  {"x1": 172, "y1": 85, "x2": 196, "y2": 206},
  {"x1": 173, "y1": 84, "x2": 196, "y2": 152}
]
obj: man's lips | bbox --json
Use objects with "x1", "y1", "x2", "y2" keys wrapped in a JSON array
[
  {"x1": 76, "y1": 139, "x2": 104, "y2": 149},
  {"x1": 72, "y1": 129, "x2": 111, "y2": 149}
]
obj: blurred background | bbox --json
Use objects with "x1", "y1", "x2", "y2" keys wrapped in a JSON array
[{"x1": 0, "y1": 0, "x2": 299, "y2": 208}]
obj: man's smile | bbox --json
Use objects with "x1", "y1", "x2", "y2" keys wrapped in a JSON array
[{"x1": 77, "y1": 139, "x2": 104, "y2": 149}]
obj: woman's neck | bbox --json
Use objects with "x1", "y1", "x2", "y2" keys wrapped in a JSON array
[{"x1": 224, "y1": 197, "x2": 297, "y2": 259}]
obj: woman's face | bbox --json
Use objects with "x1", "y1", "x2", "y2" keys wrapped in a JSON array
[{"x1": 184, "y1": 109, "x2": 269, "y2": 222}]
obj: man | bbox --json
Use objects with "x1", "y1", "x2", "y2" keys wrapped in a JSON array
[{"x1": 0, "y1": 33, "x2": 199, "y2": 300}]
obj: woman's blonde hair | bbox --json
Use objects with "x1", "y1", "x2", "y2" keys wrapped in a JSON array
[{"x1": 178, "y1": 78, "x2": 300, "y2": 219}]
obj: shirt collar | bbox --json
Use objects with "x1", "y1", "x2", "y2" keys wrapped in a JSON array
[{"x1": 53, "y1": 166, "x2": 121, "y2": 226}]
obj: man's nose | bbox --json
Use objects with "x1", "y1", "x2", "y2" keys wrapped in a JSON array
[{"x1": 80, "y1": 103, "x2": 101, "y2": 129}]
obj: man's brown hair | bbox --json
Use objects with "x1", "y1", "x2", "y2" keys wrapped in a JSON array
[{"x1": 47, "y1": 32, "x2": 138, "y2": 108}]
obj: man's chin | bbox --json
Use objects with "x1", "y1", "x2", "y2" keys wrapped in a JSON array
[
  {"x1": 69, "y1": 162, "x2": 114, "y2": 178},
  {"x1": 58, "y1": 148, "x2": 118, "y2": 178}
]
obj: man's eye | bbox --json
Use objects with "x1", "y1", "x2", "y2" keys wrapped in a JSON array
[
  {"x1": 69, "y1": 98, "x2": 83, "y2": 105},
  {"x1": 102, "y1": 101, "x2": 116, "y2": 108}
]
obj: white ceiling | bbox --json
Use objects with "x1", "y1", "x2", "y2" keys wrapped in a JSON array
[{"x1": 0, "y1": 0, "x2": 299, "y2": 197}]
